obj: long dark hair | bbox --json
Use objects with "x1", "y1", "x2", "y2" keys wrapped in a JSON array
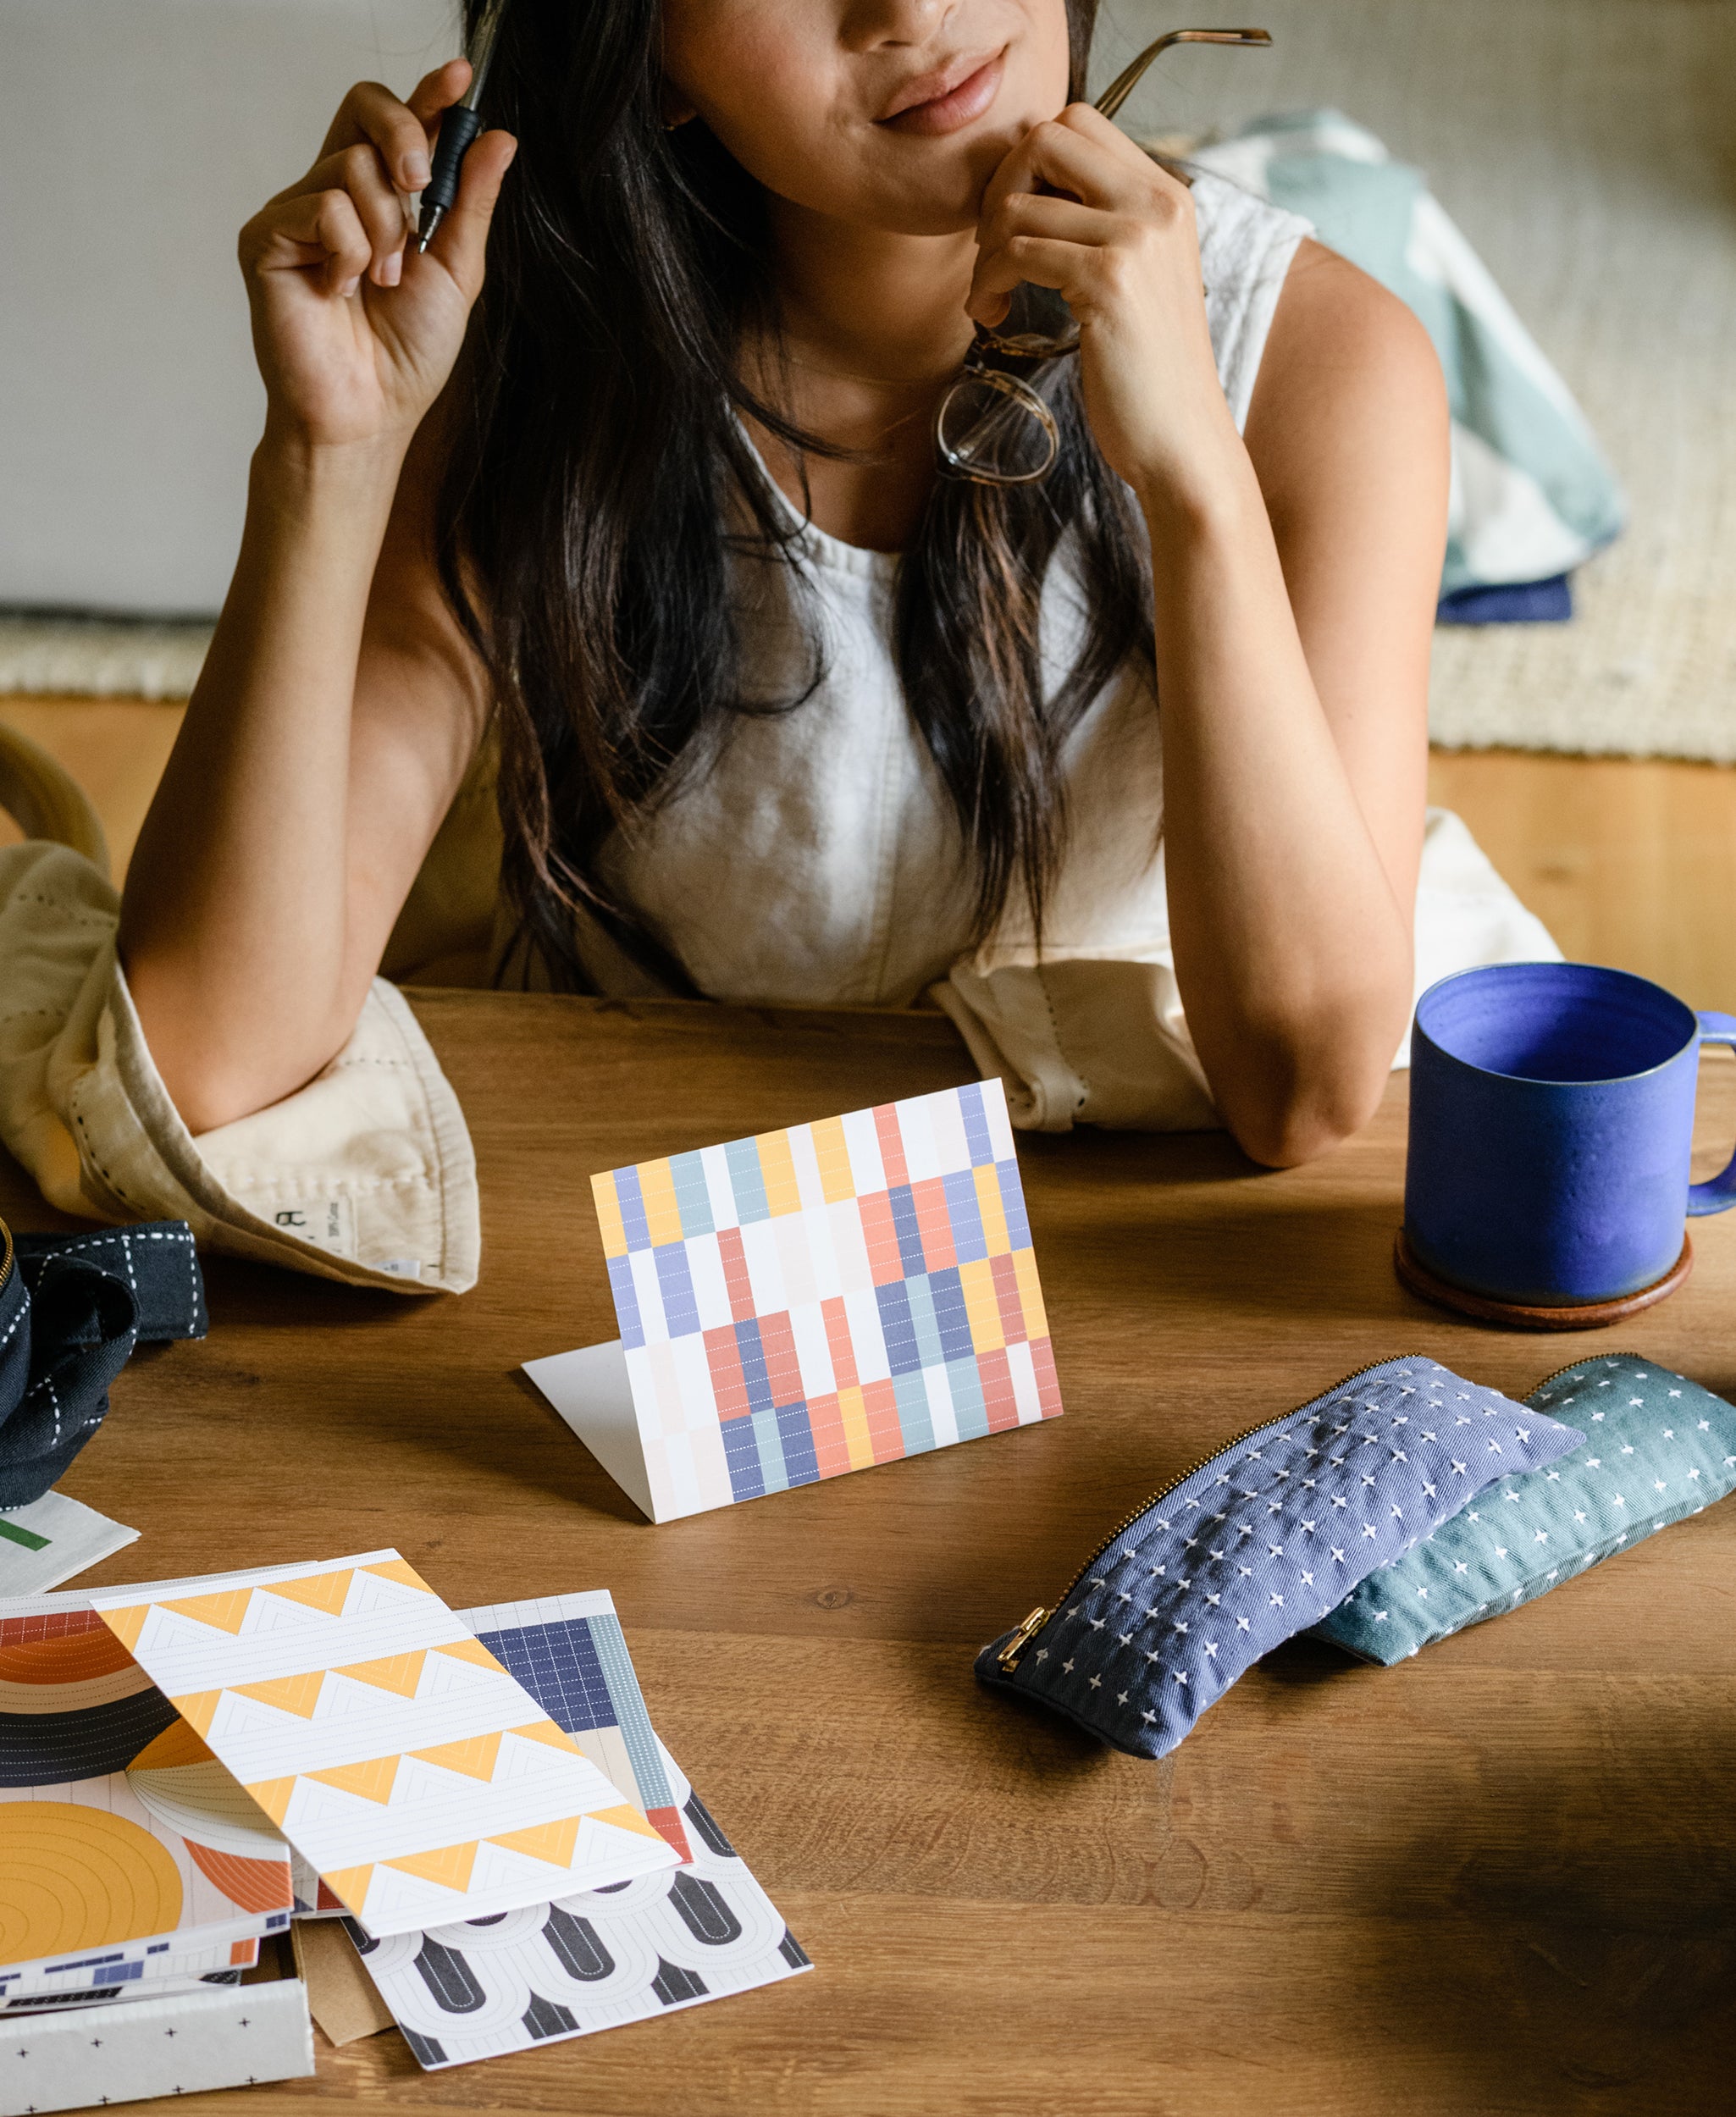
[{"x1": 437, "y1": 0, "x2": 1153, "y2": 988}]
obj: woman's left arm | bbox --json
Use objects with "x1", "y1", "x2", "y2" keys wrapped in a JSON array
[{"x1": 971, "y1": 109, "x2": 1447, "y2": 1165}]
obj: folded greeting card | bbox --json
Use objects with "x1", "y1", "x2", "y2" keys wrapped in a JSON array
[
  {"x1": 87, "y1": 1554, "x2": 679, "y2": 1937},
  {"x1": 346, "y1": 1589, "x2": 809, "y2": 2069},
  {"x1": 526, "y1": 1079, "x2": 1063, "y2": 1523}
]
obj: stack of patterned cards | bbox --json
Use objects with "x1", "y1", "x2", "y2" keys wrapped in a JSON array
[
  {"x1": 343, "y1": 1592, "x2": 810, "y2": 2069},
  {"x1": 3, "y1": 1555, "x2": 807, "y2": 2085},
  {"x1": 0, "y1": 1598, "x2": 294, "y2": 2019},
  {"x1": 3, "y1": 1533, "x2": 813, "y2": 2092},
  {"x1": 86, "y1": 1555, "x2": 680, "y2": 1936},
  {"x1": 1, "y1": 1554, "x2": 678, "y2": 2014},
  {"x1": 528, "y1": 1078, "x2": 1064, "y2": 1521}
]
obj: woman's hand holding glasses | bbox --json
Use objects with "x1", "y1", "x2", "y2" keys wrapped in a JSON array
[
  {"x1": 937, "y1": 26, "x2": 1269, "y2": 491},
  {"x1": 964, "y1": 102, "x2": 1234, "y2": 502}
]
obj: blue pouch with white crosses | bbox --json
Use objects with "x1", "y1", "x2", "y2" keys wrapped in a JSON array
[
  {"x1": 1309, "y1": 1353, "x2": 1736, "y2": 1664},
  {"x1": 976, "y1": 1357, "x2": 1583, "y2": 1760}
]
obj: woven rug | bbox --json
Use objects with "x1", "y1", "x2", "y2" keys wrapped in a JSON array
[
  {"x1": 0, "y1": 614, "x2": 210, "y2": 700},
  {"x1": 1106, "y1": 0, "x2": 1736, "y2": 761},
  {"x1": 3, "y1": 0, "x2": 1732, "y2": 759}
]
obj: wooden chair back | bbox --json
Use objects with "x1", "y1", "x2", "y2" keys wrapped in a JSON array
[{"x1": 0, "y1": 721, "x2": 110, "y2": 881}]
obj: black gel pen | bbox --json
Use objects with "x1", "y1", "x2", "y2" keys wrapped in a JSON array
[{"x1": 415, "y1": 0, "x2": 509, "y2": 251}]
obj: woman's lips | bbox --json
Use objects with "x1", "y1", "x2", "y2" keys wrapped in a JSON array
[{"x1": 876, "y1": 53, "x2": 1005, "y2": 136}]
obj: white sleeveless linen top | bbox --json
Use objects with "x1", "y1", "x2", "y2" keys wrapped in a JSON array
[{"x1": 579, "y1": 172, "x2": 1557, "y2": 1130}]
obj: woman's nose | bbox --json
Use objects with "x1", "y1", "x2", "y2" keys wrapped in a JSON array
[{"x1": 839, "y1": 0, "x2": 957, "y2": 56}]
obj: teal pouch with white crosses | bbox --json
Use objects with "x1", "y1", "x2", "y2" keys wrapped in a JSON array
[{"x1": 1309, "y1": 1355, "x2": 1736, "y2": 1664}]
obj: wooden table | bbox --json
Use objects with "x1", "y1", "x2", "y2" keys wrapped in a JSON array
[{"x1": 9, "y1": 992, "x2": 1736, "y2": 2115}]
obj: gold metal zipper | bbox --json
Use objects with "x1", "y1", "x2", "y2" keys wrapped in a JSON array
[
  {"x1": 0, "y1": 1218, "x2": 11, "y2": 1296},
  {"x1": 996, "y1": 1355, "x2": 1419, "y2": 1672},
  {"x1": 1529, "y1": 1350, "x2": 1650, "y2": 1396}
]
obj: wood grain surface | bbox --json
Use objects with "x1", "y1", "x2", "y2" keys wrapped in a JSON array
[
  {"x1": 1427, "y1": 749, "x2": 1736, "y2": 1018},
  {"x1": 7, "y1": 990, "x2": 1735, "y2": 2117}
]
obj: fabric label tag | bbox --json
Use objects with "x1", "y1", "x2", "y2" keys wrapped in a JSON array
[{"x1": 268, "y1": 1196, "x2": 357, "y2": 1259}]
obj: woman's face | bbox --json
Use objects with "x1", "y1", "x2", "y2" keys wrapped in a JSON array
[{"x1": 661, "y1": 0, "x2": 1073, "y2": 236}]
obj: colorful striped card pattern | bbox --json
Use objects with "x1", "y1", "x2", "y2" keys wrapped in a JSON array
[{"x1": 591, "y1": 1079, "x2": 1062, "y2": 1520}]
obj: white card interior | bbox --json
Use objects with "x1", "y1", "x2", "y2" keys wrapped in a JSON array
[{"x1": 522, "y1": 1340, "x2": 661, "y2": 1523}]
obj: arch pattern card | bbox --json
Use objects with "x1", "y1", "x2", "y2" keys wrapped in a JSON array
[
  {"x1": 526, "y1": 1078, "x2": 1064, "y2": 1523},
  {"x1": 86, "y1": 1554, "x2": 679, "y2": 1938},
  {"x1": 347, "y1": 1734, "x2": 810, "y2": 2069},
  {"x1": 346, "y1": 1589, "x2": 809, "y2": 2069}
]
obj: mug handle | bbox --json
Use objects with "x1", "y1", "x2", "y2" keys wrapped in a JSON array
[{"x1": 1689, "y1": 1012, "x2": 1736, "y2": 1216}]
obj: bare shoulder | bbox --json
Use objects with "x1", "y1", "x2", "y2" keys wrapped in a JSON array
[
  {"x1": 1256, "y1": 238, "x2": 1443, "y2": 406},
  {"x1": 1243, "y1": 238, "x2": 1447, "y2": 555}
]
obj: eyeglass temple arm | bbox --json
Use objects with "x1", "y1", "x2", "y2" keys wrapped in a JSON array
[{"x1": 1092, "y1": 28, "x2": 1273, "y2": 124}]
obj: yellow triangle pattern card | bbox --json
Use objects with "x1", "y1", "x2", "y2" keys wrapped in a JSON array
[{"x1": 88, "y1": 1552, "x2": 678, "y2": 1936}]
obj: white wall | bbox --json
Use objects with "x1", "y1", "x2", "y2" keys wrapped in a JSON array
[
  {"x1": 1, "y1": 1, "x2": 455, "y2": 614},
  {"x1": 8, "y1": 1, "x2": 1720, "y2": 619}
]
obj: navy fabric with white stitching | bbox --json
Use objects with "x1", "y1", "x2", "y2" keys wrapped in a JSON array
[
  {"x1": 976, "y1": 1357, "x2": 1584, "y2": 1760},
  {"x1": 0, "y1": 1220, "x2": 206, "y2": 1509}
]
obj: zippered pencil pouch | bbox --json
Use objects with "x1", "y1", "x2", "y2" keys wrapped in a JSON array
[
  {"x1": 1309, "y1": 1352, "x2": 1736, "y2": 1664},
  {"x1": 975, "y1": 1356, "x2": 1584, "y2": 1760}
]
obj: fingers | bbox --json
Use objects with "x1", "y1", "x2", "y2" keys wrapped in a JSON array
[
  {"x1": 244, "y1": 185, "x2": 374, "y2": 299},
  {"x1": 320, "y1": 66, "x2": 468, "y2": 191},
  {"x1": 971, "y1": 109, "x2": 1198, "y2": 329},
  {"x1": 286, "y1": 67, "x2": 484, "y2": 288},
  {"x1": 422, "y1": 130, "x2": 518, "y2": 300},
  {"x1": 961, "y1": 192, "x2": 1101, "y2": 322},
  {"x1": 981, "y1": 102, "x2": 1184, "y2": 225},
  {"x1": 283, "y1": 143, "x2": 411, "y2": 287},
  {"x1": 244, "y1": 135, "x2": 412, "y2": 298},
  {"x1": 244, "y1": 66, "x2": 513, "y2": 307},
  {"x1": 312, "y1": 190, "x2": 373, "y2": 298},
  {"x1": 404, "y1": 59, "x2": 473, "y2": 135},
  {"x1": 977, "y1": 191, "x2": 1104, "y2": 268},
  {"x1": 968, "y1": 232, "x2": 1096, "y2": 329}
]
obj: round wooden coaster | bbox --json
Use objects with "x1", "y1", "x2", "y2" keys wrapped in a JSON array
[{"x1": 1392, "y1": 1228, "x2": 1694, "y2": 1330}]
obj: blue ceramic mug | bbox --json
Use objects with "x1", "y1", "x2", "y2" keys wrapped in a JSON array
[{"x1": 1405, "y1": 963, "x2": 1736, "y2": 1307}]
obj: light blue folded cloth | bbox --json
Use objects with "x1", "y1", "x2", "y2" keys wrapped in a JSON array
[{"x1": 1189, "y1": 111, "x2": 1625, "y2": 601}]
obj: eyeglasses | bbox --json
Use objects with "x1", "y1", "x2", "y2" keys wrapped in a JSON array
[{"x1": 934, "y1": 27, "x2": 1272, "y2": 488}]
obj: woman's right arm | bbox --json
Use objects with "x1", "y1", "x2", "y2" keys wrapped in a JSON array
[{"x1": 118, "y1": 66, "x2": 516, "y2": 1136}]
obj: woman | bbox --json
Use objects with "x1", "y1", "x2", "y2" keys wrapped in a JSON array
[{"x1": 98, "y1": 0, "x2": 1545, "y2": 1264}]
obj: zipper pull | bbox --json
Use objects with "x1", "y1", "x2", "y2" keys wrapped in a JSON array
[{"x1": 997, "y1": 1606, "x2": 1050, "y2": 1672}]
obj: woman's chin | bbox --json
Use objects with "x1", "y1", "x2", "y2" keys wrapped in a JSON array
[
  {"x1": 864, "y1": 132, "x2": 1031, "y2": 236},
  {"x1": 876, "y1": 197, "x2": 993, "y2": 238}
]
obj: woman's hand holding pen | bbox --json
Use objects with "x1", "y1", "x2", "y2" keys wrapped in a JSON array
[
  {"x1": 239, "y1": 62, "x2": 516, "y2": 453},
  {"x1": 125, "y1": 61, "x2": 515, "y2": 1132}
]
